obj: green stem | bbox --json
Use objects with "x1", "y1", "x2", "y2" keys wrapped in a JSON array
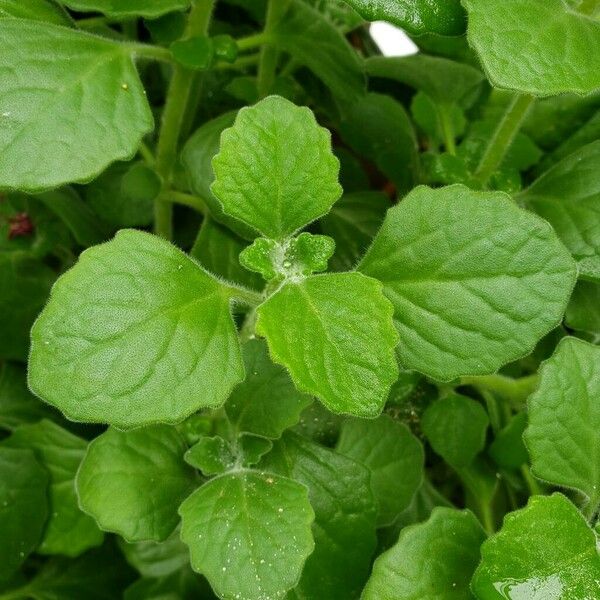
[
  {"x1": 226, "y1": 285, "x2": 264, "y2": 307},
  {"x1": 438, "y1": 104, "x2": 456, "y2": 155},
  {"x1": 460, "y1": 373, "x2": 538, "y2": 408},
  {"x1": 237, "y1": 32, "x2": 268, "y2": 52},
  {"x1": 138, "y1": 141, "x2": 155, "y2": 165},
  {"x1": 162, "y1": 190, "x2": 207, "y2": 213},
  {"x1": 521, "y1": 464, "x2": 542, "y2": 496},
  {"x1": 583, "y1": 495, "x2": 600, "y2": 524},
  {"x1": 153, "y1": 0, "x2": 216, "y2": 239},
  {"x1": 481, "y1": 389, "x2": 502, "y2": 434},
  {"x1": 257, "y1": 0, "x2": 290, "y2": 97},
  {"x1": 215, "y1": 54, "x2": 261, "y2": 71},
  {"x1": 129, "y1": 43, "x2": 174, "y2": 64},
  {"x1": 475, "y1": 94, "x2": 535, "y2": 186}
]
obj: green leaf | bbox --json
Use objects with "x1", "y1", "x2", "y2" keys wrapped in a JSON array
[
  {"x1": 340, "y1": 0, "x2": 466, "y2": 35},
  {"x1": 339, "y1": 93, "x2": 418, "y2": 193},
  {"x1": 0, "y1": 447, "x2": 48, "y2": 581},
  {"x1": 363, "y1": 507, "x2": 486, "y2": 600},
  {"x1": 463, "y1": 0, "x2": 600, "y2": 96},
  {"x1": 518, "y1": 140, "x2": 600, "y2": 280},
  {"x1": 225, "y1": 339, "x2": 311, "y2": 439},
  {"x1": 256, "y1": 272, "x2": 399, "y2": 417},
  {"x1": 184, "y1": 436, "x2": 235, "y2": 476},
  {"x1": 124, "y1": 569, "x2": 207, "y2": 600},
  {"x1": 359, "y1": 184, "x2": 577, "y2": 381},
  {"x1": 422, "y1": 393, "x2": 489, "y2": 469},
  {"x1": 171, "y1": 36, "x2": 213, "y2": 70},
  {"x1": 471, "y1": 493, "x2": 600, "y2": 599},
  {"x1": 84, "y1": 162, "x2": 155, "y2": 229},
  {"x1": 76, "y1": 425, "x2": 197, "y2": 542},
  {"x1": 262, "y1": 431, "x2": 377, "y2": 599},
  {"x1": 320, "y1": 191, "x2": 388, "y2": 271},
  {"x1": 181, "y1": 111, "x2": 256, "y2": 240},
  {"x1": 366, "y1": 55, "x2": 484, "y2": 106},
  {"x1": 120, "y1": 530, "x2": 190, "y2": 578},
  {"x1": 190, "y1": 216, "x2": 263, "y2": 290},
  {"x1": 29, "y1": 229, "x2": 244, "y2": 428},
  {"x1": 565, "y1": 281, "x2": 600, "y2": 335},
  {"x1": 0, "y1": 362, "x2": 57, "y2": 432},
  {"x1": 5, "y1": 541, "x2": 136, "y2": 600},
  {"x1": 3, "y1": 420, "x2": 103, "y2": 556},
  {"x1": 61, "y1": 0, "x2": 190, "y2": 18},
  {"x1": 336, "y1": 415, "x2": 424, "y2": 526},
  {"x1": 211, "y1": 96, "x2": 342, "y2": 240},
  {"x1": 0, "y1": 252, "x2": 55, "y2": 361},
  {"x1": 489, "y1": 412, "x2": 528, "y2": 470},
  {"x1": 269, "y1": 0, "x2": 366, "y2": 104},
  {"x1": 179, "y1": 471, "x2": 314, "y2": 600},
  {"x1": 0, "y1": 20, "x2": 153, "y2": 192},
  {"x1": 0, "y1": 0, "x2": 71, "y2": 24},
  {"x1": 525, "y1": 337, "x2": 600, "y2": 510},
  {"x1": 35, "y1": 187, "x2": 109, "y2": 247}
]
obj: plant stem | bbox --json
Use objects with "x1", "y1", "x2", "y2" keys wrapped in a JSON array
[
  {"x1": 257, "y1": 0, "x2": 290, "y2": 97},
  {"x1": 521, "y1": 464, "x2": 542, "y2": 496},
  {"x1": 475, "y1": 93, "x2": 535, "y2": 186},
  {"x1": 237, "y1": 32, "x2": 269, "y2": 52},
  {"x1": 129, "y1": 42, "x2": 174, "y2": 64},
  {"x1": 481, "y1": 389, "x2": 502, "y2": 434},
  {"x1": 226, "y1": 285, "x2": 264, "y2": 307},
  {"x1": 161, "y1": 190, "x2": 207, "y2": 213},
  {"x1": 153, "y1": 0, "x2": 215, "y2": 239},
  {"x1": 460, "y1": 373, "x2": 538, "y2": 408},
  {"x1": 438, "y1": 104, "x2": 456, "y2": 155}
]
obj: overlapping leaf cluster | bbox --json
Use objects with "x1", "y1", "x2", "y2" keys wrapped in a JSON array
[{"x1": 1, "y1": 0, "x2": 600, "y2": 598}]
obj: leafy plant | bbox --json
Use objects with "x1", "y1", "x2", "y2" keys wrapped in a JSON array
[{"x1": 1, "y1": 0, "x2": 600, "y2": 598}]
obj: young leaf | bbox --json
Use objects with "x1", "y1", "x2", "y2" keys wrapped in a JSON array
[
  {"x1": 518, "y1": 140, "x2": 600, "y2": 281},
  {"x1": 339, "y1": 93, "x2": 418, "y2": 193},
  {"x1": 262, "y1": 431, "x2": 377, "y2": 599},
  {"x1": 340, "y1": 0, "x2": 466, "y2": 36},
  {"x1": 471, "y1": 494, "x2": 600, "y2": 599},
  {"x1": 0, "y1": 252, "x2": 55, "y2": 361},
  {"x1": 61, "y1": 0, "x2": 190, "y2": 18},
  {"x1": 211, "y1": 95, "x2": 342, "y2": 240},
  {"x1": 0, "y1": 0, "x2": 71, "y2": 24},
  {"x1": 77, "y1": 425, "x2": 197, "y2": 542},
  {"x1": 525, "y1": 337, "x2": 600, "y2": 510},
  {"x1": 0, "y1": 362, "x2": 57, "y2": 432},
  {"x1": 256, "y1": 272, "x2": 399, "y2": 417},
  {"x1": 179, "y1": 471, "x2": 314, "y2": 600},
  {"x1": 336, "y1": 415, "x2": 424, "y2": 526},
  {"x1": 422, "y1": 393, "x2": 489, "y2": 469},
  {"x1": 320, "y1": 191, "x2": 389, "y2": 271},
  {"x1": 463, "y1": 0, "x2": 600, "y2": 96},
  {"x1": 0, "y1": 447, "x2": 49, "y2": 581},
  {"x1": 359, "y1": 184, "x2": 577, "y2": 381},
  {"x1": 366, "y1": 55, "x2": 484, "y2": 106},
  {"x1": 363, "y1": 508, "x2": 486, "y2": 600},
  {"x1": 184, "y1": 436, "x2": 235, "y2": 476},
  {"x1": 268, "y1": 0, "x2": 365, "y2": 105},
  {"x1": 29, "y1": 229, "x2": 244, "y2": 429},
  {"x1": 225, "y1": 339, "x2": 311, "y2": 439},
  {"x1": 0, "y1": 20, "x2": 153, "y2": 192},
  {"x1": 565, "y1": 281, "x2": 600, "y2": 335},
  {"x1": 3, "y1": 419, "x2": 103, "y2": 556}
]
